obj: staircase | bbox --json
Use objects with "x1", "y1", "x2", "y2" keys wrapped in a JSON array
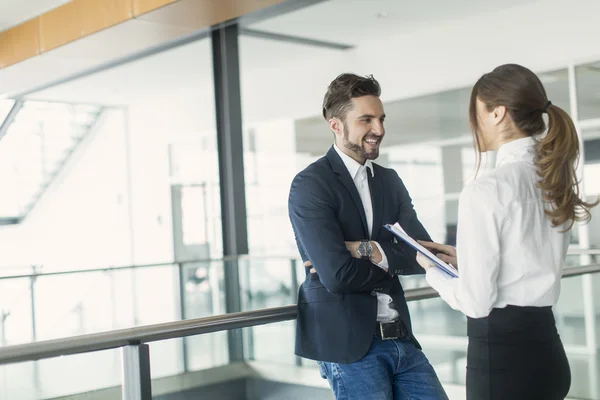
[{"x1": 0, "y1": 100, "x2": 104, "y2": 224}]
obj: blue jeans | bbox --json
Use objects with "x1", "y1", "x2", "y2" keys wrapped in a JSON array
[{"x1": 317, "y1": 336, "x2": 448, "y2": 400}]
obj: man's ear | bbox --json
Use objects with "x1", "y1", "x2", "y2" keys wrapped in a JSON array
[{"x1": 329, "y1": 118, "x2": 343, "y2": 137}]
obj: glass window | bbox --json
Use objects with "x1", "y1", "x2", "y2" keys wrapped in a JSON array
[
  {"x1": 538, "y1": 68, "x2": 570, "y2": 114},
  {"x1": 0, "y1": 35, "x2": 225, "y2": 394},
  {"x1": 379, "y1": 87, "x2": 472, "y2": 245},
  {"x1": 576, "y1": 61, "x2": 600, "y2": 121},
  {"x1": 11, "y1": 38, "x2": 221, "y2": 267}
]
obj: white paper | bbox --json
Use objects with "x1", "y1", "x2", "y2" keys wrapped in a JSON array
[{"x1": 385, "y1": 222, "x2": 459, "y2": 278}]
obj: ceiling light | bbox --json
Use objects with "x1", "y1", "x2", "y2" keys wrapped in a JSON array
[{"x1": 377, "y1": 11, "x2": 389, "y2": 18}]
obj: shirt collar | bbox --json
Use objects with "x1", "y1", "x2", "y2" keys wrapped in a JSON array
[
  {"x1": 333, "y1": 144, "x2": 374, "y2": 178},
  {"x1": 495, "y1": 136, "x2": 537, "y2": 168}
]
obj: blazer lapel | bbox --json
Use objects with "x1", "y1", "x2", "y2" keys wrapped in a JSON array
[
  {"x1": 367, "y1": 167, "x2": 384, "y2": 239},
  {"x1": 326, "y1": 147, "x2": 369, "y2": 237}
]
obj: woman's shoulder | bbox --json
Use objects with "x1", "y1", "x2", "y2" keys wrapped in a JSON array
[
  {"x1": 462, "y1": 172, "x2": 513, "y2": 210},
  {"x1": 461, "y1": 174, "x2": 499, "y2": 200},
  {"x1": 461, "y1": 168, "x2": 523, "y2": 213}
]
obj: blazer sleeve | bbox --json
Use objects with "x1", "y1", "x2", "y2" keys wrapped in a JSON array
[
  {"x1": 288, "y1": 172, "x2": 394, "y2": 294},
  {"x1": 378, "y1": 170, "x2": 432, "y2": 276}
]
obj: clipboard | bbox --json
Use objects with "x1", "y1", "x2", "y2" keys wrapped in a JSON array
[{"x1": 384, "y1": 222, "x2": 459, "y2": 278}]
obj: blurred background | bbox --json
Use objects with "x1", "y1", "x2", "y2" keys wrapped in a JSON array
[{"x1": 0, "y1": 0, "x2": 599, "y2": 399}]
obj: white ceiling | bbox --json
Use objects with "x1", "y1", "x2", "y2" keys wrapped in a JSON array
[
  {"x1": 250, "y1": 0, "x2": 541, "y2": 45},
  {"x1": 0, "y1": 0, "x2": 69, "y2": 31}
]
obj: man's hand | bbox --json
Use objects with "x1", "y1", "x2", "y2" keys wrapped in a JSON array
[
  {"x1": 305, "y1": 260, "x2": 316, "y2": 274},
  {"x1": 418, "y1": 240, "x2": 458, "y2": 268},
  {"x1": 344, "y1": 241, "x2": 360, "y2": 258}
]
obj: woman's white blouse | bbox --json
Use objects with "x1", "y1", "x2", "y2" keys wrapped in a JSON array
[{"x1": 426, "y1": 137, "x2": 571, "y2": 318}]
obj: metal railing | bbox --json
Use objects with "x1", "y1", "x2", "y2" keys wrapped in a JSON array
[
  {"x1": 0, "y1": 248, "x2": 597, "y2": 281},
  {"x1": 0, "y1": 262, "x2": 598, "y2": 400}
]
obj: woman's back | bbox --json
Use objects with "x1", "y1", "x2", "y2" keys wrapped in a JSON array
[{"x1": 462, "y1": 136, "x2": 571, "y2": 310}]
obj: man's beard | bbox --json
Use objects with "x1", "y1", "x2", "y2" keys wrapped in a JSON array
[{"x1": 342, "y1": 125, "x2": 380, "y2": 161}]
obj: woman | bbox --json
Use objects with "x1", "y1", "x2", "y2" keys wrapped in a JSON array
[{"x1": 416, "y1": 63, "x2": 598, "y2": 399}]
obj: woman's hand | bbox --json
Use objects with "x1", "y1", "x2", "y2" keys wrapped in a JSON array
[
  {"x1": 416, "y1": 252, "x2": 435, "y2": 271},
  {"x1": 418, "y1": 241, "x2": 458, "y2": 269}
]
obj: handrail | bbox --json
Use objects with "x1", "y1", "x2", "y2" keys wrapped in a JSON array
[
  {"x1": 0, "y1": 263, "x2": 598, "y2": 366},
  {"x1": 566, "y1": 248, "x2": 600, "y2": 255},
  {"x1": 0, "y1": 248, "x2": 597, "y2": 281}
]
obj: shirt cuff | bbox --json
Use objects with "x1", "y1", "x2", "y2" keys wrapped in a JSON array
[{"x1": 372, "y1": 241, "x2": 388, "y2": 271}]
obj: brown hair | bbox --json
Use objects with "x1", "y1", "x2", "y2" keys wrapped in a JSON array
[
  {"x1": 322, "y1": 73, "x2": 381, "y2": 121},
  {"x1": 469, "y1": 63, "x2": 598, "y2": 230}
]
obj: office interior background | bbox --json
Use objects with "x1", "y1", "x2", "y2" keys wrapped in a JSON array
[{"x1": 0, "y1": 0, "x2": 600, "y2": 399}]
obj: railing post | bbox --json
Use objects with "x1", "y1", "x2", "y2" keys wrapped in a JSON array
[
  {"x1": 1, "y1": 310, "x2": 8, "y2": 346},
  {"x1": 30, "y1": 265, "x2": 41, "y2": 400},
  {"x1": 30, "y1": 265, "x2": 37, "y2": 342},
  {"x1": 244, "y1": 259, "x2": 255, "y2": 361},
  {"x1": 290, "y1": 259, "x2": 302, "y2": 367},
  {"x1": 177, "y1": 262, "x2": 189, "y2": 372},
  {"x1": 121, "y1": 344, "x2": 152, "y2": 400}
]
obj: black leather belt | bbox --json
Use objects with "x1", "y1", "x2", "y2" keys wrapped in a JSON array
[{"x1": 376, "y1": 319, "x2": 408, "y2": 340}]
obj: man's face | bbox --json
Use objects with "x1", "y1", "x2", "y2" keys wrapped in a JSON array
[{"x1": 331, "y1": 95, "x2": 385, "y2": 164}]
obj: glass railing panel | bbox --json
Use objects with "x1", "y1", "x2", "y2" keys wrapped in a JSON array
[
  {"x1": 0, "y1": 348, "x2": 122, "y2": 400},
  {"x1": 244, "y1": 320, "x2": 297, "y2": 365},
  {"x1": 33, "y1": 271, "x2": 114, "y2": 341},
  {"x1": 132, "y1": 265, "x2": 179, "y2": 326},
  {"x1": 183, "y1": 260, "x2": 229, "y2": 371},
  {"x1": 0, "y1": 277, "x2": 33, "y2": 346},
  {"x1": 129, "y1": 264, "x2": 185, "y2": 379},
  {"x1": 554, "y1": 270, "x2": 600, "y2": 400},
  {"x1": 239, "y1": 257, "x2": 299, "y2": 365}
]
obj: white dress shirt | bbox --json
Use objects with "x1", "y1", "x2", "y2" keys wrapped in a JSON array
[
  {"x1": 426, "y1": 137, "x2": 571, "y2": 319},
  {"x1": 333, "y1": 145, "x2": 399, "y2": 322}
]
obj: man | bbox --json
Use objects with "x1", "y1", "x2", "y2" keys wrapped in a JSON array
[{"x1": 288, "y1": 73, "x2": 448, "y2": 399}]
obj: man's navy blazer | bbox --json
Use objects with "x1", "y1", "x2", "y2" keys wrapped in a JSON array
[{"x1": 288, "y1": 146, "x2": 432, "y2": 364}]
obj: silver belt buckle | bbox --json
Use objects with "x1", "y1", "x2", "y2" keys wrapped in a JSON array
[{"x1": 379, "y1": 322, "x2": 399, "y2": 340}]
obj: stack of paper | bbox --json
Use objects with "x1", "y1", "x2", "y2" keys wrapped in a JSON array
[{"x1": 384, "y1": 222, "x2": 459, "y2": 278}]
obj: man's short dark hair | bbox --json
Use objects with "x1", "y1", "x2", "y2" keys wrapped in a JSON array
[{"x1": 322, "y1": 73, "x2": 381, "y2": 121}]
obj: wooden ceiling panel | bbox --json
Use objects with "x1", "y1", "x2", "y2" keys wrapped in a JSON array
[
  {"x1": 0, "y1": 19, "x2": 41, "y2": 68},
  {"x1": 132, "y1": 0, "x2": 177, "y2": 17},
  {"x1": 136, "y1": 0, "x2": 283, "y2": 30},
  {"x1": 39, "y1": 0, "x2": 133, "y2": 52}
]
